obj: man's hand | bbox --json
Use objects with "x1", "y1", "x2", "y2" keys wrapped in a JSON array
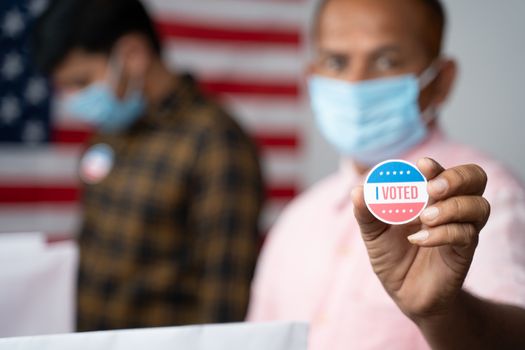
[{"x1": 351, "y1": 157, "x2": 490, "y2": 322}]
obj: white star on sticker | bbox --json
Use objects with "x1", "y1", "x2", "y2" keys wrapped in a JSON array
[
  {"x1": 2, "y1": 9, "x2": 25, "y2": 38},
  {"x1": 1, "y1": 52, "x2": 24, "y2": 80},
  {"x1": 22, "y1": 120, "x2": 46, "y2": 144},
  {"x1": 29, "y1": 0, "x2": 49, "y2": 17},
  {"x1": 0, "y1": 96, "x2": 21, "y2": 125},
  {"x1": 25, "y1": 77, "x2": 48, "y2": 105}
]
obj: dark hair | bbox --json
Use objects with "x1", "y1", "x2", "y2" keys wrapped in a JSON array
[
  {"x1": 418, "y1": 0, "x2": 446, "y2": 57},
  {"x1": 313, "y1": 0, "x2": 446, "y2": 58},
  {"x1": 423, "y1": 0, "x2": 446, "y2": 30},
  {"x1": 32, "y1": 0, "x2": 162, "y2": 74}
]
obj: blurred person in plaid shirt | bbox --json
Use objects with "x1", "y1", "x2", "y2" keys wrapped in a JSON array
[{"x1": 31, "y1": 0, "x2": 263, "y2": 331}]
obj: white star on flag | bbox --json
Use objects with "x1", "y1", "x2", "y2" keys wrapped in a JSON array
[
  {"x1": 0, "y1": 96, "x2": 21, "y2": 125},
  {"x1": 25, "y1": 77, "x2": 48, "y2": 105},
  {"x1": 2, "y1": 9, "x2": 25, "y2": 38},
  {"x1": 22, "y1": 119, "x2": 46, "y2": 143},
  {"x1": 1, "y1": 52, "x2": 24, "y2": 80},
  {"x1": 28, "y1": 0, "x2": 49, "y2": 17}
]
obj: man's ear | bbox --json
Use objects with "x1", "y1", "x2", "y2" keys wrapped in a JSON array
[
  {"x1": 432, "y1": 58, "x2": 458, "y2": 106},
  {"x1": 303, "y1": 62, "x2": 317, "y2": 81},
  {"x1": 301, "y1": 62, "x2": 317, "y2": 88},
  {"x1": 306, "y1": 62, "x2": 315, "y2": 76},
  {"x1": 114, "y1": 33, "x2": 153, "y2": 81}
]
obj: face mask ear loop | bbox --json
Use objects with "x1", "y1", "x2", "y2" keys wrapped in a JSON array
[
  {"x1": 106, "y1": 51, "x2": 122, "y2": 92},
  {"x1": 106, "y1": 51, "x2": 144, "y2": 100},
  {"x1": 418, "y1": 58, "x2": 442, "y2": 90},
  {"x1": 421, "y1": 105, "x2": 440, "y2": 125},
  {"x1": 126, "y1": 72, "x2": 144, "y2": 99},
  {"x1": 418, "y1": 58, "x2": 443, "y2": 125}
]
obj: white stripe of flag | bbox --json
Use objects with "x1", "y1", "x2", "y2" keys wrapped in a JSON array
[{"x1": 145, "y1": 0, "x2": 306, "y2": 29}]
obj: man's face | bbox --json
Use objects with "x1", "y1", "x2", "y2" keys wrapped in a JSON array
[
  {"x1": 52, "y1": 50, "x2": 109, "y2": 98},
  {"x1": 313, "y1": 0, "x2": 435, "y2": 82}
]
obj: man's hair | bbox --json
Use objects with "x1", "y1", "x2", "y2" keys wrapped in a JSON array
[
  {"x1": 313, "y1": 0, "x2": 446, "y2": 58},
  {"x1": 32, "y1": 0, "x2": 162, "y2": 74}
]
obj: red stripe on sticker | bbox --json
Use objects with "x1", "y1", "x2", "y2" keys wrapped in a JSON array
[{"x1": 368, "y1": 203, "x2": 426, "y2": 222}]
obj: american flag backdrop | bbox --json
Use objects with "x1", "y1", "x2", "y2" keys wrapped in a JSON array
[{"x1": 0, "y1": 0, "x2": 312, "y2": 238}]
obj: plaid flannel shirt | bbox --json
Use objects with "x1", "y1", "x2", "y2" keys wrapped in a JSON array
[{"x1": 77, "y1": 74, "x2": 264, "y2": 331}]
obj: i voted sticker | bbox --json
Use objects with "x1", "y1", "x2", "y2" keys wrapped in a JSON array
[
  {"x1": 80, "y1": 144, "x2": 114, "y2": 184},
  {"x1": 364, "y1": 160, "x2": 428, "y2": 225}
]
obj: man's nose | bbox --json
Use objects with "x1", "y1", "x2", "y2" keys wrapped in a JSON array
[{"x1": 340, "y1": 60, "x2": 370, "y2": 83}]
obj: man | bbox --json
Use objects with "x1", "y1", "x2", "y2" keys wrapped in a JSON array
[
  {"x1": 32, "y1": 0, "x2": 263, "y2": 330},
  {"x1": 248, "y1": 0, "x2": 525, "y2": 348}
]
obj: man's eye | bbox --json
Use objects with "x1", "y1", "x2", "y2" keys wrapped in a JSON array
[
  {"x1": 70, "y1": 78, "x2": 90, "y2": 89},
  {"x1": 323, "y1": 55, "x2": 348, "y2": 72},
  {"x1": 375, "y1": 56, "x2": 400, "y2": 71}
]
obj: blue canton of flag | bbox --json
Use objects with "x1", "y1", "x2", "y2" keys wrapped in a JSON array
[{"x1": 0, "y1": 0, "x2": 50, "y2": 144}]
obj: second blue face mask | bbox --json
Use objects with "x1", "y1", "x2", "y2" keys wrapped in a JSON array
[
  {"x1": 308, "y1": 64, "x2": 439, "y2": 166},
  {"x1": 62, "y1": 83, "x2": 145, "y2": 133},
  {"x1": 59, "y1": 56, "x2": 146, "y2": 133}
]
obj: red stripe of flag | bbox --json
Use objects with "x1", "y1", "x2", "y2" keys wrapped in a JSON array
[
  {"x1": 51, "y1": 128, "x2": 92, "y2": 144},
  {"x1": 51, "y1": 128, "x2": 299, "y2": 150},
  {"x1": 200, "y1": 80, "x2": 299, "y2": 98},
  {"x1": 156, "y1": 19, "x2": 301, "y2": 46},
  {"x1": 255, "y1": 134, "x2": 299, "y2": 148},
  {"x1": 0, "y1": 185, "x2": 297, "y2": 203},
  {"x1": 266, "y1": 186, "x2": 298, "y2": 199},
  {"x1": 0, "y1": 187, "x2": 80, "y2": 203},
  {"x1": 47, "y1": 235, "x2": 76, "y2": 244}
]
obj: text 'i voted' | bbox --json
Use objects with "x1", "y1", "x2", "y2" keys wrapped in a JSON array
[{"x1": 364, "y1": 160, "x2": 429, "y2": 225}]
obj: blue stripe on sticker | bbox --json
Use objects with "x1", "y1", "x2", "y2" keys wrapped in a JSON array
[{"x1": 367, "y1": 161, "x2": 425, "y2": 183}]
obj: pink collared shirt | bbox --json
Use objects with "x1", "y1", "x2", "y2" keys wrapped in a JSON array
[{"x1": 248, "y1": 129, "x2": 525, "y2": 349}]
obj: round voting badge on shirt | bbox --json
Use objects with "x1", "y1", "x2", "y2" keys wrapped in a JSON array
[
  {"x1": 364, "y1": 160, "x2": 429, "y2": 225},
  {"x1": 80, "y1": 144, "x2": 114, "y2": 184}
]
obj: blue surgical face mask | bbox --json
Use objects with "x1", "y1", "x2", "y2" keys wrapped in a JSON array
[
  {"x1": 308, "y1": 64, "x2": 439, "y2": 166},
  {"x1": 59, "y1": 56, "x2": 146, "y2": 133}
]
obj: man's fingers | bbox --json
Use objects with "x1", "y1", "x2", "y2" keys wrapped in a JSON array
[
  {"x1": 351, "y1": 186, "x2": 388, "y2": 240},
  {"x1": 407, "y1": 223, "x2": 479, "y2": 251},
  {"x1": 419, "y1": 196, "x2": 491, "y2": 232},
  {"x1": 425, "y1": 162, "x2": 487, "y2": 200},
  {"x1": 416, "y1": 157, "x2": 445, "y2": 181}
]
